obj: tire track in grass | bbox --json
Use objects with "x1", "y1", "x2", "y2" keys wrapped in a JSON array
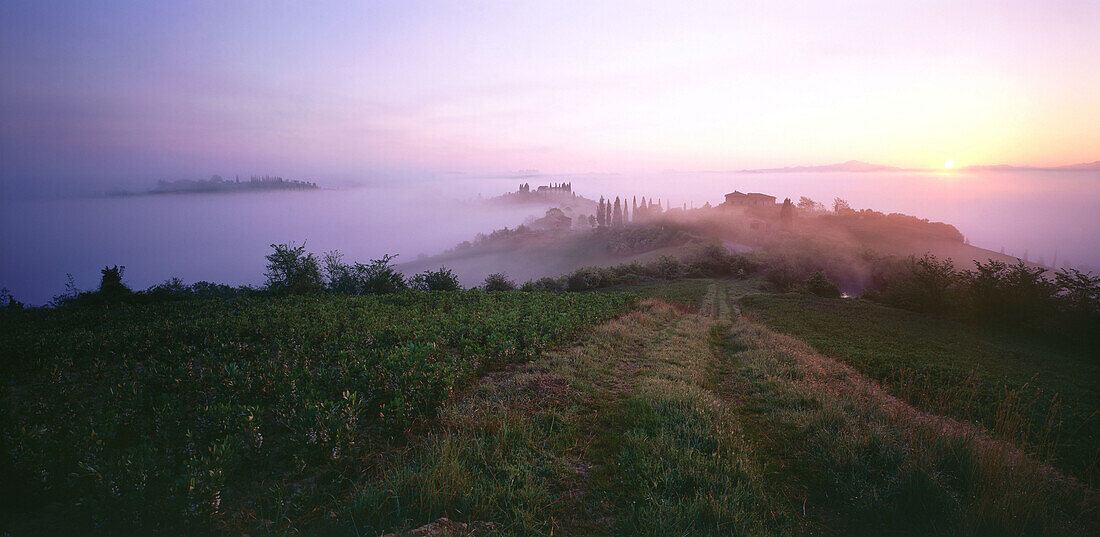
[
  {"x1": 343, "y1": 300, "x2": 685, "y2": 536},
  {"x1": 587, "y1": 282, "x2": 780, "y2": 536}
]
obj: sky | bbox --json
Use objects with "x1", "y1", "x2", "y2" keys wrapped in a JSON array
[{"x1": 2, "y1": 0, "x2": 1099, "y2": 195}]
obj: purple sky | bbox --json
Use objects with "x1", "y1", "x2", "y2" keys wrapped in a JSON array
[{"x1": 2, "y1": 1, "x2": 1098, "y2": 195}]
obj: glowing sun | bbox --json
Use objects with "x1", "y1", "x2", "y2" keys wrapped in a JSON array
[{"x1": 944, "y1": 159, "x2": 955, "y2": 169}]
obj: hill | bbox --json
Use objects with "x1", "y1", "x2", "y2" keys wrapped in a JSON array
[{"x1": 740, "y1": 160, "x2": 905, "y2": 173}]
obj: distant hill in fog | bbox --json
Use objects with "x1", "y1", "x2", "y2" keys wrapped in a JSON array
[
  {"x1": 735, "y1": 159, "x2": 1099, "y2": 174},
  {"x1": 740, "y1": 160, "x2": 905, "y2": 173},
  {"x1": 962, "y1": 161, "x2": 1100, "y2": 172},
  {"x1": 106, "y1": 175, "x2": 319, "y2": 197}
]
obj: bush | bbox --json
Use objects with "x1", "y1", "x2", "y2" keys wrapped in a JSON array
[
  {"x1": 521, "y1": 277, "x2": 564, "y2": 293},
  {"x1": 804, "y1": 271, "x2": 841, "y2": 298},
  {"x1": 764, "y1": 264, "x2": 801, "y2": 292},
  {"x1": 564, "y1": 266, "x2": 613, "y2": 292},
  {"x1": 650, "y1": 255, "x2": 683, "y2": 280},
  {"x1": 482, "y1": 272, "x2": 517, "y2": 291},
  {"x1": 410, "y1": 266, "x2": 462, "y2": 291},
  {"x1": 324, "y1": 251, "x2": 407, "y2": 295},
  {"x1": 683, "y1": 243, "x2": 756, "y2": 278},
  {"x1": 1, "y1": 287, "x2": 23, "y2": 310},
  {"x1": 265, "y1": 242, "x2": 324, "y2": 294}
]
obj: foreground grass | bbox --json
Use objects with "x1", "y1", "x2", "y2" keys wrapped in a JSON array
[
  {"x1": 345, "y1": 283, "x2": 1095, "y2": 535},
  {"x1": 3, "y1": 282, "x2": 1094, "y2": 535},
  {"x1": 345, "y1": 297, "x2": 778, "y2": 536},
  {"x1": 740, "y1": 292, "x2": 1100, "y2": 485},
  {"x1": 721, "y1": 285, "x2": 1094, "y2": 535},
  {"x1": 0, "y1": 291, "x2": 634, "y2": 535}
]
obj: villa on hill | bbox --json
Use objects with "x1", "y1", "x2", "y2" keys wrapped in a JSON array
[
  {"x1": 529, "y1": 208, "x2": 572, "y2": 231},
  {"x1": 724, "y1": 191, "x2": 777, "y2": 207}
]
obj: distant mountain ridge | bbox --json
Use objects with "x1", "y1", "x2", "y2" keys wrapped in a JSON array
[
  {"x1": 738, "y1": 160, "x2": 1099, "y2": 173},
  {"x1": 740, "y1": 160, "x2": 905, "y2": 173},
  {"x1": 961, "y1": 161, "x2": 1100, "y2": 172}
]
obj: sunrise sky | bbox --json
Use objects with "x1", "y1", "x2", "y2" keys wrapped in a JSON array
[{"x1": 2, "y1": 0, "x2": 1098, "y2": 191}]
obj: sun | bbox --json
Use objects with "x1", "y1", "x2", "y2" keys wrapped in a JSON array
[{"x1": 944, "y1": 159, "x2": 955, "y2": 169}]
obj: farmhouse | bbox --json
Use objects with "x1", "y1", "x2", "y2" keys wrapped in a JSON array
[
  {"x1": 529, "y1": 208, "x2": 572, "y2": 231},
  {"x1": 724, "y1": 191, "x2": 777, "y2": 207}
]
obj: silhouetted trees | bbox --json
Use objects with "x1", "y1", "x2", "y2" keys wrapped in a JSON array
[
  {"x1": 797, "y1": 196, "x2": 820, "y2": 212},
  {"x1": 323, "y1": 251, "x2": 407, "y2": 294},
  {"x1": 866, "y1": 254, "x2": 1100, "y2": 345},
  {"x1": 597, "y1": 197, "x2": 606, "y2": 227},
  {"x1": 612, "y1": 197, "x2": 623, "y2": 227},
  {"x1": 265, "y1": 243, "x2": 324, "y2": 294},
  {"x1": 98, "y1": 265, "x2": 133, "y2": 300},
  {"x1": 779, "y1": 198, "x2": 796, "y2": 228},
  {"x1": 482, "y1": 272, "x2": 517, "y2": 291},
  {"x1": 410, "y1": 267, "x2": 462, "y2": 291}
]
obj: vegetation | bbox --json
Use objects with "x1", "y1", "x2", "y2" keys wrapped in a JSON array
[
  {"x1": 0, "y1": 290, "x2": 635, "y2": 534},
  {"x1": 3, "y1": 223, "x2": 1097, "y2": 535},
  {"x1": 410, "y1": 266, "x2": 462, "y2": 291},
  {"x1": 481, "y1": 272, "x2": 517, "y2": 291},
  {"x1": 867, "y1": 254, "x2": 1100, "y2": 346},
  {"x1": 740, "y1": 292, "x2": 1099, "y2": 485}
]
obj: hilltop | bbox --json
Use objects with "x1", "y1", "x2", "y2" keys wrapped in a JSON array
[
  {"x1": 107, "y1": 174, "x2": 319, "y2": 196},
  {"x1": 739, "y1": 160, "x2": 905, "y2": 173},
  {"x1": 410, "y1": 186, "x2": 1045, "y2": 294}
]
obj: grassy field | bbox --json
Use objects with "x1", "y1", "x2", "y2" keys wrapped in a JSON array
[
  {"x1": 342, "y1": 283, "x2": 1094, "y2": 535},
  {"x1": 2, "y1": 281, "x2": 1095, "y2": 536},
  {"x1": 739, "y1": 292, "x2": 1100, "y2": 486},
  {"x1": 0, "y1": 291, "x2": 634, "y2": 535}
]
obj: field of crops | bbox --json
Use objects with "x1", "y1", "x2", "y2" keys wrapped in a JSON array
[
  {"x1": 740, "y1": 292, "x2": 1099, "y2": 486},
  {"x1": 0, "y1": 291, "x2": 635, "y2": 534}
]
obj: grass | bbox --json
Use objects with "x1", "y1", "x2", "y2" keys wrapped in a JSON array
[
  {"x1": 3, "y1": 281, "x2": 1095, "y2": 535},
  {"x1": 344, "y1": 292, "x2": 782, "y2": 536},
  {"x1": 739, "y1": 292, "x2": 1100, "y2": 486},
  {"x1": 599, "y1": 277, "x2": 714, "y2": 310},
  {"x1": 718, "y1": 296, "x2": 1094, "y2": 535},
  {"x1": 0, "y1": 290, "x2": 634, "y2": 535}
]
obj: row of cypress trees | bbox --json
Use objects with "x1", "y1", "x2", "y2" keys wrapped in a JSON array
[{"x1": 594, "y1": 195, "x2": 669, "y2": 227}]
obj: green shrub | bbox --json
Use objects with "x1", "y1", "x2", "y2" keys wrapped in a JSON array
[
  {"x1": 410, "y1": 266, "x2": 462, "y2": 291},
  {"x1": 482, "y1": 272, "x2": 517, "y2": 291},
  {"x1": 804, "y1": 271, "x2": 841, "y2": 298},
  {"x1": 265, "y1": 242, "x2": 324, "y2": 294}
]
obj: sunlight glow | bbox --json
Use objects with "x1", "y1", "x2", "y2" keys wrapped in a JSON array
[{"x1": 944, "y1": 159, "x2": 955, "y2": 169}]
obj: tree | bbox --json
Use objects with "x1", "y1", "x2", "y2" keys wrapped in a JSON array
[
  {"x1": 265, "y1": 242, "x2": 324, "y2": 294},
  {"x1": 632, "y1": 196, "x2": 638, "y2": 221},
  {"x1": 597, "y1": 197, "x2": 606, "y2": 226},
  {"x1": 833, "y1": 198, "x2": 853, "y2": 214},
  {"x1": 612, "y1": 197, "x2": 623, "y2": 227},
  {"x1": 605, "y1": 201, "x2": 612, "y2": 226},
  {"x1": 779, "y1": 198, "x2": 796, "y2": 228},
  {"x1": 797, "y1": 196, "x2": 817, "y2": 211},
  {"x1": 482, "y1": 272, "x2": 517, "y2": 291},
  {"x1": 98, "y1": 265, "x2": 132, "y2": 300},
  {"x1": 411, "y1": 266, "x2": 462, "y2": 291},
  {"x1": 804, "y1": 270, "x2": 841, "y2": 298}
]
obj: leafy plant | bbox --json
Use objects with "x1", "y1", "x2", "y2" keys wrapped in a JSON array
[{"x1": 410, "y1": 266, "x2": 462, "y2": 291}]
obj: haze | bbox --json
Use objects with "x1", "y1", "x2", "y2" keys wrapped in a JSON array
[{"x1": 1, "y1": 1, "x2": 1098, "y2": 303}]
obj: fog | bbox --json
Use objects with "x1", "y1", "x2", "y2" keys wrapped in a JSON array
[{"x1": 1, "y1": 169, "x2": 1097, "y2": 305}]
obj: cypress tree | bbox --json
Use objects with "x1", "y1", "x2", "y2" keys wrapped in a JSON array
[
  {"x1": 597, "y1": 197, "x2": 606, "y2": 226},
  {"x1": 780, "y1": 197, "x2": 795, "y2": 228},
  {"x1": 612, "y1": 197, "x2": 623, "y2": 227}
]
